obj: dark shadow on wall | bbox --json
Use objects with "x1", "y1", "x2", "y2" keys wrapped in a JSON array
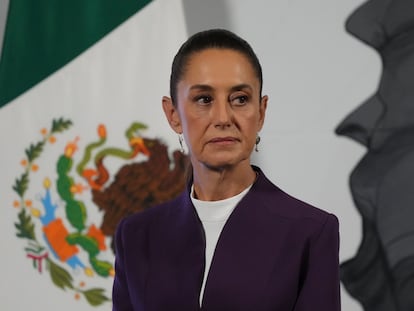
[
  {"x1": 336, "y1": 0, "x2": 414, "y2": 310},
  {"x1": 182, "y1": 0, "x2": 233, "y2": 36}
]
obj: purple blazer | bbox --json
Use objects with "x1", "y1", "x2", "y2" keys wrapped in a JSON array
[{"x1": 112, "y1": 167, "x2": 340, "y2": 310}]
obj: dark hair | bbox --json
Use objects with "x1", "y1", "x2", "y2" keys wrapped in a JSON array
[{"x1": 169, "y1": 29, "x2": 263, "y2": 105}]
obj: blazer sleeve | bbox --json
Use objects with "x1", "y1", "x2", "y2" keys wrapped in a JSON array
[
  {"x1": 112, "y1": 218, "x2": 134, "y2": 311},
  {"x1": 293, "y1": 214, "x2": 341, "y2": 311}
]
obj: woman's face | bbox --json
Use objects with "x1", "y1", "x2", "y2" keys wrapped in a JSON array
[{"x1": 163, "y1": 48, "x2": 267, "y2": 170}]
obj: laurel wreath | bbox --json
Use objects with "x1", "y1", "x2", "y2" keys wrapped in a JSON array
[{"x1": 13, "y1": 118, "x2": 110, "y2": 306}]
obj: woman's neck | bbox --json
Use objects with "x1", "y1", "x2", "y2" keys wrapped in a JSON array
[{"x1": 191, "y1": 162, "x2": 257, "y2": 201}]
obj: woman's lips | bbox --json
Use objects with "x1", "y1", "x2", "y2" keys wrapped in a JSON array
[{"x1": 208, "y1": 137, "x2": 238, "y2": 145}]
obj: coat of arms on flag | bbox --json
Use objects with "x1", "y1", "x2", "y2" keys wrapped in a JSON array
[{"x1": 11, "y1": 117, "x2": 188, "y2": 305}]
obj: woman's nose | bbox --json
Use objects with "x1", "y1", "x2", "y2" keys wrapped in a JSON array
[{"x1": 212, "y1": 100, "x2": 232, "y2": 128}]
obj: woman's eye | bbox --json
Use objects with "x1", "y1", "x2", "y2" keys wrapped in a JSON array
[
  {"x1": 195, "y1": 95, "x2": 212, "y2": 105},
  {"x1": 232, "y1": 95, "x2": 248, "y2": 105}
]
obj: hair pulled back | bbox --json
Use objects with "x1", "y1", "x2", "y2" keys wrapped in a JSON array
[{"x1": 169, "y1": 29, "x2": 263, "y2": 105}]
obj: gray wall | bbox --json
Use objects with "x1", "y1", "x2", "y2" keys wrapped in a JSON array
[
  {"x1": 182, "y1": 0, "x2": 232, "y2": 35},
  {"x1": 0, "y1": 0, "x2": 9, "y2": 53}
]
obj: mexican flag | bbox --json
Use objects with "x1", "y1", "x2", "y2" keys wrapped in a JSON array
[{"x1": 0, "y1": 0, "x2": 187, "y2": 310}]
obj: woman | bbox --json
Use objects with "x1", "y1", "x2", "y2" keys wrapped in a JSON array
[{"x1": 112, "y1": 29, "x2": 340, "y2": 311}]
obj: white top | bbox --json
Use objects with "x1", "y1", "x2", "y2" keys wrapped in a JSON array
[{"x1": 191, "y1": 184, "x2": 253, "y2": 306}]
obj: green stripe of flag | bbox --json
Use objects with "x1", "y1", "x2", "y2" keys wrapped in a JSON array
[{"x1": 0, "y1": 0, "x2": 152, "y2": 108}]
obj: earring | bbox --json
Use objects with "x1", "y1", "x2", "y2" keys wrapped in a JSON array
[
  {"x1": 179, "y1": 134, "x2": 184, "y2": 153},
  {"x1": 255, "y1": 135, "x2": 261, "y2": 152}
]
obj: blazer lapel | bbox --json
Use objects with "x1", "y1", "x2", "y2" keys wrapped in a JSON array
[
  {"x1": 201, "y1": 171, "x2": 287, "y2": 310},
  {"x1": 145, "y1": 192, "x2": 205, "y2": 310}
]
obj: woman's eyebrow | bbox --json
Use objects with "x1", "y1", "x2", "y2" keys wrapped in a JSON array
[
  {"x1": 189, "y1": 84, "x2": 253, "y2": 92},
  {"x1": 230, "y1": 84, "x2": 253, "y2": 92},
  {"x1": 189, "y1": 84, "x2": 213, "y2": 92}
]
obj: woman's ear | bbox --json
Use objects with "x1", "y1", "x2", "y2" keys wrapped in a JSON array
[
  {"x1": 162, "y1": 96, "x2": 182, "y2": 133},
  {"x1": 258, "y1": 95, "x2": 268, "y2": 131}
]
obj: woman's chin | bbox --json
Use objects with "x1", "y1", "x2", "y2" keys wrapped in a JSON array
[{"x1": 196, "y1": 155, "x2": 249, "y2": 171}]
